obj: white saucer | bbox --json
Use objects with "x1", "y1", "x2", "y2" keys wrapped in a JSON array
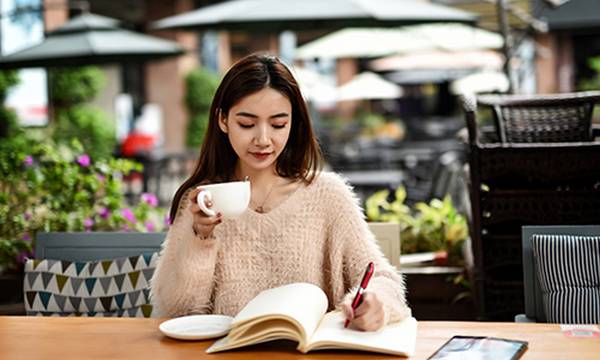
[{"x1": 159, "y1": 314, "x2": 234, "y2": 340}]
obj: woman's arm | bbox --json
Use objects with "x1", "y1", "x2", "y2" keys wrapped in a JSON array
[
  {"x1": 328, "y1": 175, "x2": 411, "y2": 325},
  {"x1": 150, "y1": 189, "x2": 220, "y2": 317}
]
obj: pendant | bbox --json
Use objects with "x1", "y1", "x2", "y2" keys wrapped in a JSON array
[{"x1": 255, "y1": 206, "x2": 265, "y2": 213}]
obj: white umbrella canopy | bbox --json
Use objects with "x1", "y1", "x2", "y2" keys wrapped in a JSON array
[
  {"x1": 336, "y1": 72, "x2": 402, "y2": 101},
  {"x1": 0, "y1": 13, "x2": 184, "y2": 69},
  {"x1": 450, "y1": 71, "x2": 509, "y2": 95},
  {"x1": 295, "y1": 23, "x2": 502, "y2": 60},
  {"x1": 291, "y1": 66, "x2": 337, "y2": 103},
  {"x1": 153, "y1": 0, "x2": 476, "y2": 32},
  {"x1": 370, "y1": 50, "x2": 504, "y2": 71}
]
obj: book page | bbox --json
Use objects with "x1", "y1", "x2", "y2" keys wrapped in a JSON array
[
  {"x1": 304, "y1": 311, "x2": 418, "y2": 356},
  {"x1": 232, "y1": 283, "x2": 328, "y2": 341}
]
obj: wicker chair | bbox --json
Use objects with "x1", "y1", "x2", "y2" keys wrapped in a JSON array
[
  {"x1": 475, "y1": 91, "x2": 600, "y2": 143},
  {"x1": 461, "y1": 94, "x2": 600, "y2": 320}
]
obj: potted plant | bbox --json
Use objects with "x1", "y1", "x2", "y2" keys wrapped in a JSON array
[{"x1": 365, "y1": 186, "x2": 473, "y2": 320}]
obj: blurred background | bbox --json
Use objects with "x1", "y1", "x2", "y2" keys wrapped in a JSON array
[{"x1": 2, "y1": 0, "x2": 600, "y2": 320}]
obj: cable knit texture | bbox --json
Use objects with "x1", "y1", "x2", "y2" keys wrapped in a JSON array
[{"x1": 150, "y1": 172, "x2": 411, "y2": 324}]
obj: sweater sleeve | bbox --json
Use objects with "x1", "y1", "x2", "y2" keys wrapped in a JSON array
[
  {"x1": 150, "y1": 189, "x2": 220, "y2": 317},
  {"x1": 327, "y1": 174, "x2": 412, "y2": 324}
]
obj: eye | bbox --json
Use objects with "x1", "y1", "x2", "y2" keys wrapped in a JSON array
[
  {"x1": 238, "y1": 123, "x2": 254, "y2": 129},
  {"x1": 272, "y1": 122, "x2": 288, "y2": 129}
]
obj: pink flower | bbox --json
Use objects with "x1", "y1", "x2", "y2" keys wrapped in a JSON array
[
  {"x1": 98, "y1": 207, "x2": 110, "y2": 219},
  {"x1": 165, "y1": 215, "x2": 172, "y2": 226},
  {"x1": 97, "y1": 174, "x2": 106, "y2": 182},
  {"x1": 23, "y1": 155, "x2": 33, "y2": 167},
  {"x1": 121, "y1": 208, "x2": 136, "y2": 223},
  {"x1": 23, "y1": 212, "x2": 31, "y2": 221},
  {"x1": 76, "y1": 154, "x2": 91, "y2": 167},
  {"x1": 145, "y1": 221, "x2": 155, "y2": 232},
  {"x1": 141, "y1": 193, "x2": 159, "y2": 207},
  {"x1": 84, "y1": 218, "x2": 94, "y2": 230}
]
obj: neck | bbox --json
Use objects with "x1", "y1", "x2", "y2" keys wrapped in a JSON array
[{"x1": 235, "y1": 164, "x2": 278, "y2": 188}]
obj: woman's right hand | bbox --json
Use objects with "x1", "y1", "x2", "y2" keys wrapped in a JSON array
[{"x1": 189, "y1": 187, "x2": 222, "y2": 239}]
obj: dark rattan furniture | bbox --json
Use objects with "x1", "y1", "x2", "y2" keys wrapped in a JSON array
[
  {"x1": 477, "y1": 91, "x2": 600, "y2": 143},
  {"x1": 462, "y1": 93, "x2": 600, "y2": 320}
]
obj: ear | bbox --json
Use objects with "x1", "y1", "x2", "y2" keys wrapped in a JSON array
[{"x1": 218, "y1": 110, "x2": 228, "y2": 133}]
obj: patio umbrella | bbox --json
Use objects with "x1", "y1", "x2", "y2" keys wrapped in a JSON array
[
  {"x1": 450, "y1": 71, "x2": 509, "y2": 95},
  {"x1": 0, "y1": 13, "x2": 184, "y2": 69},
  {"x1": 295, "y1": 23, "x2": 502, "y2": 60},
  {"x1": 369, "y1": 50, "x2": 504, "y2": 71},
  {"x1": 152, "y1": 0, "x2": 476, "y2": 32},
  {"x1": 336, "y1": 72, "x2": 402, "y2": 101}
]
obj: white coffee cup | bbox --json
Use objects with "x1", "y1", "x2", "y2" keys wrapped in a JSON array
[{"x1": 196, "y1": 181, "x2": 251, "y2": 218}]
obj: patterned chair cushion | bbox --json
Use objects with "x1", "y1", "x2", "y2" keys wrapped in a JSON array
[
  {"x1": 532, "y1": 234, "x2": 600, "y2": 324},
  {"x1": 24, "y1": 252, "x2": 158, "y2": 317}
]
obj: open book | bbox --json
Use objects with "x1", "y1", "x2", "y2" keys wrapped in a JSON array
[{"x1": 206, "y1": 283, "x2": 417, "y2": 356}]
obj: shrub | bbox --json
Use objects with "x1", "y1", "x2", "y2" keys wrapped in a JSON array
[
  {"x1": 185, "y1": 68, "x2": 219, "y2": 148},
  {"x1": 366, "y1": 186, "x2": 468, "y2": 265},
  {"x1": 0, "y1": 135, "x2": 168, "y2": 272},
  {"x1": 49, "y1": 66, "x2": 116, "y2": 160},
  {"x1": 0, "y1": 70, "x2": 20, "y2": 138}
]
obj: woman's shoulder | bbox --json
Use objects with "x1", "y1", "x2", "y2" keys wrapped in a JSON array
[{"x1": 308, "y1": 171, "x2": 355, "y2": 199}]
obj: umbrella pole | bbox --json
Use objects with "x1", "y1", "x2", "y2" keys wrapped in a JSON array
[{"x1": 496, "y1": 0, "x2": 515, "y2": 94}]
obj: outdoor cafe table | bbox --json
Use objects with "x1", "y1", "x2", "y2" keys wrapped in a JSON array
[{"x1": 0, "y1": 316, "x2": 598, "y2": 359}]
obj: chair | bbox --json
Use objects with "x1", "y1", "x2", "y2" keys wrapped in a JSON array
[
  {"x1": 476, "y1": 91, "x2": 600, "y2": 143},
  {"x1": 24, "y1": 232, "x2": 165, "y2": 317},
  {"x1": 461, "y1": 94, "x2": 600, "y2": 321},
  {"x1": 368, "y1": 222, "x2": 401, "y2": 270},
  {"x1": 518, "y1": 225, "x2": 600, "y2": 323}
]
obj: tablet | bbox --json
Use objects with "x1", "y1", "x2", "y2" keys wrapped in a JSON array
[{"x1": 428, "y1": 335, "x2": 528, "y2": 360}]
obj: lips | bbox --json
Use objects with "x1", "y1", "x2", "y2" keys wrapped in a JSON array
[{"x1": 250, "y1": 152, "x2": 272, "y2": 160}]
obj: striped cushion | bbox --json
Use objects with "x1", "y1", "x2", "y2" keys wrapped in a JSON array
[
  {"x1": 532, "y1": 234, "x2": 600, "y2": 324},
  {"x1": 23, "y1": 253, "x2": 158, "y2": 317}
]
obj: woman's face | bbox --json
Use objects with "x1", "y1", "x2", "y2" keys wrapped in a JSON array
[{"x1": 219, "y1": 87, "x2": 292, "y2": 174}]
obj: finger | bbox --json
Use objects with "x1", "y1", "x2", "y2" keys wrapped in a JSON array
[
  {"x1": 353, "y1": 293, "x2": 375, "y2": 318},
  {"x1": 194, "y1": 213, "x2": 221, "y2": 225},
  {"x1": 341, "y1": 303, "x2": 353, "y2": 321}
]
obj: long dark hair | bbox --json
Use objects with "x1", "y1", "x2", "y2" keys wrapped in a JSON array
[{"x1": 169, "y1": 53, "x2": 323, "y2": 221}]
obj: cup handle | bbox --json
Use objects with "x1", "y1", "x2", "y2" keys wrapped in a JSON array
[{"x1": 196, "y1": 190, "x2": 216, "y2": 217}]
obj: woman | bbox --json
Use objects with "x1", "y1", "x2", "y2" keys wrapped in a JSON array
[{"x1": 151, "y1": 53, "x2": 410, "y2": 331}]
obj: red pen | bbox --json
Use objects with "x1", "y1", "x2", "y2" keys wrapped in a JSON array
[{"x1": 344, "y1": 261, "x2": 375, "y2": 328}]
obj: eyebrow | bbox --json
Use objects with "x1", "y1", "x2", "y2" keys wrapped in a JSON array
[{"x1": 235, "y1": 111, "x2": 290, "y2": 119}]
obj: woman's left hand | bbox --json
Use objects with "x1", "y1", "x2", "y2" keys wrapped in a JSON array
[{"x1": 341, "y1": 291, "x2": 386, "y2": 331}]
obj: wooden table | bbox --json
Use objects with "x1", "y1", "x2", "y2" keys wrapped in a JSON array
[{"x1": 0, "y1": 316, "x2": 598, "y2": 359}]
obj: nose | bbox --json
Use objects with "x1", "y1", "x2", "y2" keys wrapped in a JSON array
[{"x1": 255, "y1": 124, "x2": 270, "y2": 146}]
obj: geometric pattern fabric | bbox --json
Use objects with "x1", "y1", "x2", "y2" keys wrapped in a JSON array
[{"x1": 24, "y1": 252, "x2": 157, "y2": 318}]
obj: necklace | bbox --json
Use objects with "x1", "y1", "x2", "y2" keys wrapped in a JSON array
[{"x1": 253, "y1": 179, "x2": 279, "y2": 214}]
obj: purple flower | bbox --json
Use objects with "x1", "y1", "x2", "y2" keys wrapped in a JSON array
[
  {"x1": 145, "y1": 221, "x2": 155, "y2": 232},
  {"x1": 84, "y1": 218, "x2": 94, "y2": 230},
  {"x1": 98, "y1": 207, "x2": 110, "y2": 219},
  {"x1": 23, "y1": 211, "x2": 32, "y2": 221},
  {"x1": 22, "y1": 232, "x2": 31, "y2": 241},
  {"x1": 76, "y1": 154, "x2": 91, "y2": 167},
  {"x1": 97, "y1": 174, "x2": 106, "y2": 182},
  {"x1": 121, "y1": 208, "x2": 136, "y2": 223},
  {"x1": 16, "y1": 250, "x2": 33, "y2": 264},
  {"x1": 141, "y1": 193, "x2": 159, "y2": 207},
  {"x1": 23, "y1": 155, "x2": 33, "y2": 167}
]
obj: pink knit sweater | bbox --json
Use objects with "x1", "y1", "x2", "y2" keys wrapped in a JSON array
[{"x1": 150, "y1": 172, "x2": 411, "y2": 324}]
